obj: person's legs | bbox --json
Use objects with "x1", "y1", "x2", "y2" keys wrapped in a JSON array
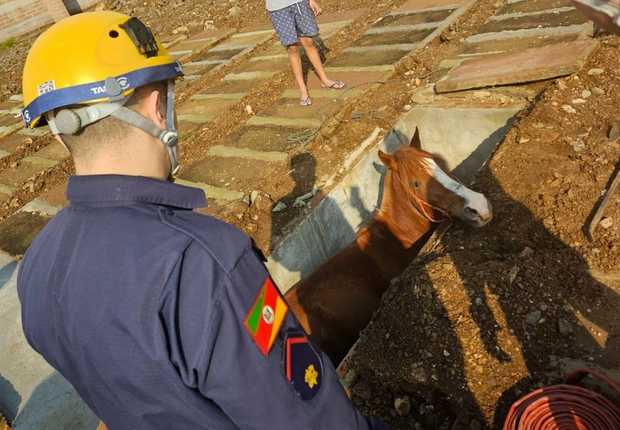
[
  {"x1": 270, "y1": 5, "x2": 313, "y2": 106},
  {"x1": 293, "y1": 1, "x2": 346, "y2": 90},
  {"x1": 299, "y1": 37, "x2": 344, "y2": 89},
  {"x1": 286, "y1": 43, "x2": 311, "y2": 106}
]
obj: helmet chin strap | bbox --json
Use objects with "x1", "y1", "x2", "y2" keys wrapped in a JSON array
[
  {"x1": 46, "y1": 80, "x2": 180, "y2": 181},
  {"x1": 111, "y1": 80, "x2": 179, "y2": 181}
]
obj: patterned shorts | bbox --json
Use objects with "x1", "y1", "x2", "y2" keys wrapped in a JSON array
[{"x1": 269, "y1": 1, "x2": 320, "y2": 46}]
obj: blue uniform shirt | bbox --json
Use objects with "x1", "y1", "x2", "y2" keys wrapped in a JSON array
[{"x1": 17, "y1": 175, "x2": 388, "y2": 430}]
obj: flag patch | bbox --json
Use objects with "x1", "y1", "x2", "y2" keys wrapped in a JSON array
[
  {"x1": 244, "y1": 278, "x2": 288, "y2": 356},
  {"x1": 283, "y1": 332, "x2": 323, "y2": 401}
]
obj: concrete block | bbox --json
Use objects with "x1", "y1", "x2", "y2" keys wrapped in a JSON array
[
  {"x1": 0, "y1": 159, "x2": 49, "y2": 188},
  {"x1": 180, "y1": 155, "x2": 285, "y2": 193},
  {"x1": 497, "y1": 0, "x2": 573, "y2": 15},
  {"x1": 436, "y1": 39, "x2": 598, "y2": 93},
  {"x1": 327, "y1": 49, "x2": 411, "y2": 68},
  {"x1": 395, "y1": 0, "x2": 466, "y2": 13},
  {"x1": 207, "y1": 145, "x2": 288, "y2": 162},
  {"x1": 221, "y1": 125, "x2": 308, "y2": 152},
  {"x1": 477, "y1": 8, "x2": 588, "y2": 34},
  {"x1": 247, "y1": 116, "x2": 322, "y2": 128},
  {"x1": 174, "y1": 179, "x2": 243, "y2": 201},
  {"x1": 31, "y1": 141, "x2": 68, "y2": 161},
  {"x1": 353, "y1": 28, "x2": 435, "y2": 47},
  {"x1": 375, "y1": 8, "x2": 456, "y2": 27},
  {"x1": 0, "y1": 211, "x2": 53, "y2": 257},
  {"x1": 38, "y1": 183, "x2": 69, "y2": 208}
]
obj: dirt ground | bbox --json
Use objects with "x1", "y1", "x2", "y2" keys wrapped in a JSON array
[{"x1": 346, "y1": 36, "x2": 620, "y2": 430}]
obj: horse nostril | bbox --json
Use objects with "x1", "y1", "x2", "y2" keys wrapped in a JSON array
[{"x1": 465, "y1": 207, "x2": 479, "y2": 218}]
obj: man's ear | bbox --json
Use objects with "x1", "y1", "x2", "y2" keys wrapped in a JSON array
[{"x1": 142, "y1": 90, "x2": 166, "y2": 129}]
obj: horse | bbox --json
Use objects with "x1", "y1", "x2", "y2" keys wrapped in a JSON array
[{"x1": 284, "y1": 128, "x2": 493, "y2": 366}]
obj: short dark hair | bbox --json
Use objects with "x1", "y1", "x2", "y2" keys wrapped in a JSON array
[{"x1": 60, "y1": 81, "x2": 168, "y2": 159}]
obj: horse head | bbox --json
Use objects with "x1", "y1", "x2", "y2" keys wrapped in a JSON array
[{"x1": 378, "y1": 128, "x2": 493, "y2": 228}]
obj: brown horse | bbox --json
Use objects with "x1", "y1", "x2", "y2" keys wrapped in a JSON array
[{"x1": 284, "y1": 128, "x2": 493, "y2": 366}]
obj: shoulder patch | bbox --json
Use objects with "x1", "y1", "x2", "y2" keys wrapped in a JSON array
[
  {"x1": 283, "y1": 332, "x2": 323, "y2": 401},
  {"x1": 244, "y1": 278, "x2": 288, "y2": 355}
]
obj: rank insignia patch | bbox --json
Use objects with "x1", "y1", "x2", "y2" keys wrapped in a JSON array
[
  {"x1": 244, "y1": 278, "x2": 288, "y2": 356},
  {"x1": 283, "y1": 332, "x2": 323, "y2": 401}
]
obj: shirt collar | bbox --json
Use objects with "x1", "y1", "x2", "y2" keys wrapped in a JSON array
[{"x1": 66, "y1": 175, "x2": 207, "y2": 209}]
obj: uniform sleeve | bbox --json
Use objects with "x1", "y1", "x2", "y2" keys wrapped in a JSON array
[{"x1": 162, "y1": 240, "x2": 389, "y2": 430}]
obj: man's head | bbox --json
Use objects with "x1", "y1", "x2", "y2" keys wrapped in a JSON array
[{"x1": 21, "y1": 12, "x2": 184, "y2": 180}]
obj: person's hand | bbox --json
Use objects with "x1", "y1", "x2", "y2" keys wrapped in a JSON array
[{"x1": 309, "y1": 0, "x2": 322, "y2": 16}]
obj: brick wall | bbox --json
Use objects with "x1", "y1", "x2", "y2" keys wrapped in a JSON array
[{"x1": 0, "y1": 0, "x2": 97, "y2": 42}]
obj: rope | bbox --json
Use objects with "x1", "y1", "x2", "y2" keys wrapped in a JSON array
[
  {"x1": 503, "y1": 369, "x2": 620, "y2": 430},
  {"x1": 284, "y1": 70, "x2": 436, "y2": 147}
]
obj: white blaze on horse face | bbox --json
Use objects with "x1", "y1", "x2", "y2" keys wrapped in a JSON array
[{"x1": 422, "y1": 158, "x2": 492, "y2": 220}]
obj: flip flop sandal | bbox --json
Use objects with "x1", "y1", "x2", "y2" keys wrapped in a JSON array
[
  {"x1": 300, "y1": 97, "x2": 312, "y2": 107},
  {"x1": 572, "y1": 0, "x2": 620, "y2": 31},
  {"x1": 322, "y1": 81, "x2": 347, "y2": 90}
]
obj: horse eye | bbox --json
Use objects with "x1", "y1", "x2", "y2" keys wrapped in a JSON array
[{"x1": 411, "y1": 181, "x2": 421, "y2": 187}]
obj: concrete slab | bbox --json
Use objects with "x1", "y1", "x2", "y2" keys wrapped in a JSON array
[
  {"x1": 204, "y1": 79, "x2": 260, "y2": 95},
  {"x1": 218, "y1": 32, "x2": 273, "y2": 48},
  {"x1": 289, "y1": 70, "x2": 389, "y2": 92},
  {"x1": 189, "y1": 28, "x2": 236, "y2": 41},
  {"x1": 0, "y1": 160, "x2": 48, "y2": 188},
  {"x1": 193, "y1": 46, "x2": 248, "y2": 62},
  {"x1": 223, "y1": 125, "x2": 304, "y2": 152},
  {"x1": 180, "y1": 155, "x2": 283, "y2": 192},
  {"x1": 315, "y1": 9, "x2": 367, "y2": 25},
  {"x1": 237, "y1": 22, "x2": 275, "y2": 34},
  {"x1": 247, "y1": 116, "x2": 322, "y2": 128},
  {"x1": 0, "y1": 257, "x2": 100, "y2": 430},
  {"x1": 0, "y1": 183, "x2": 15, "y2": 195},
  {"x1": 0, "y1": 149, "x2": 9, "y2": 159},
  {"x1": 176, "y1": 97, "x2": 238, "y2": 117},
  {"x1": 0, "y1": 100, "x2": 21, "y2": 111},
  {"x1": 436, "y1": 39, "x2": 598, "y2": 93},
  {"x1": 375, "y1": 8, "x2": 456, "y2": 27},
  {"x1": 0, "y1": 134, "x2": 27, "y2": 154},
  {"x1": 177, "y1": 114, "x2": 213, "y2": 124},
  {"x1": 38, "y1": 183, "x2": 69, "y2": 208},
  {"x1": 353, "y1": 28, "x2": 435, "y2": 47},
  {"x1": 177, "y1": 118, "x2": 205, "y2": 134},
  {"x1": 32, "y1": 141, "x2": 69, "y2": 162},
  {"x1": 17, "y1": 128, "x2": 49, "y2": 137},
  {"x1": 477, "y1": 8, "x2": 588, "y2": 34},
  {"x1": 458, "y1": 32, "x2": 581, "y2": 56},
  {"x1": 181, "y1": 62, "x2": 222, "y2": 77},
  {"x1": 158, "y1": 34, "x2": 186, "y2": 49},
  {"x1": 0, "y1": 123, "x2": 25, "y2": 140},
  {"x1": 396, "y1": 0, "x2": 465, "y2": 13},
  {"x1": 190, "y1": 93, "x2": 246, "y2": 101},
  {"x1": 233, "y1": 57, "x2": 289, "y2": 74},
  {"x1": 0, "y1": 211, "x2": 53, "y2": 257},
  {"x1": 258, "y1": 98, "x2": 337, "y2": 120},
  {"x1": 283, "y1": 88, "x2": 365, "y2": 99},
  {"x1": 174, "y1": 179, "x2": 244, "y2": 201},
  {"x1": 21, "y1": 156, "x2": 58, "y2": 168},
  {"x1": 327, "y1": 49, "x2": 410, "y2": 68},
  {"x1": 225, "y1": 71, "x2": 279, "y2": 81},
  {"x1": 497, "y1": 0, "x2": 573, "y2": 15},
  {"x1": 466, "y1": 22, "x2": 593, "y2": 43},
  {"x1": 0, "y1": 114, "x2": 22, "y2": 128},
  {"x1": 208, "y1": 145, "x2": 288, "y2": 162}
]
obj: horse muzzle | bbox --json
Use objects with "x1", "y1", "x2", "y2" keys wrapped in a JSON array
[{"x1": 461, "y1": 199, "x2": 493, "y2": 228}]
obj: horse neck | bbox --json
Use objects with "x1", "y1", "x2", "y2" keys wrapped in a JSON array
[{"x1": 374, "y1": 171, "x2": 433, "y2": 249}]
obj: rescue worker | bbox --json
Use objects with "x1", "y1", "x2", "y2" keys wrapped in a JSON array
[{"x1": 17, "y1": 12, "x2": 389, "y2": 430}]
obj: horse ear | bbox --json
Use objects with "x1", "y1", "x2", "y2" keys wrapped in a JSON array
[
  {"x1": 409, "y1": 127, "x2": 422, "y2": 148},
  {"x1": 378, "y1": 151, "x2": 397, "y2": 170}
]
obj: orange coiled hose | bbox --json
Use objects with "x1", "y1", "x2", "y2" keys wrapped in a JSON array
[{"x1": 503, "y1": 369, "x2": 620, "y2": 430}]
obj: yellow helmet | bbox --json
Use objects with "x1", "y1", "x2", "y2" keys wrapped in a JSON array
[{"x1": 21, "y1": 11, "x2": 184, "y2": 177}]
